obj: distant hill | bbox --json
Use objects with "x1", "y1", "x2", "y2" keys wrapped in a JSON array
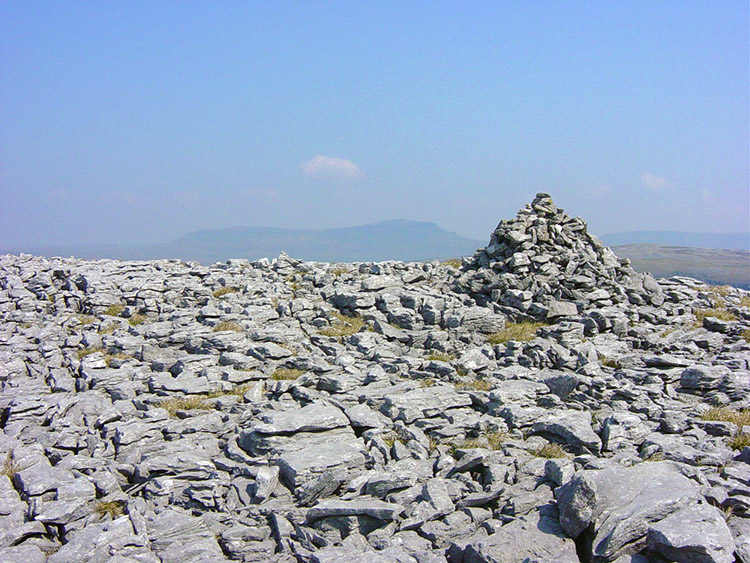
[
  {"x1": 5, "y1": 220, "x2": 485, "y2": 264},
  {"x1": 601, "y1": 231, "x2": 750, "y2": 251},
  {"x1": 612, "y1": 244, "x2": 750, "y2": 289}
]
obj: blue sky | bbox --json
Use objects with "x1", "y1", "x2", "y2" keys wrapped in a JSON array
[{"x1": 1, "y1": 1, "x2": 748, "y2": 247}]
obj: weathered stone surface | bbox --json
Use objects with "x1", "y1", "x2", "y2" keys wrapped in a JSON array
[
  {"x1": 459, "y1": 506, "x2": 578, "y2": 563},
  {"x1": 307, "y1": 498, "x2": 405, "y2": 522},
  {"x1": 557, "y1": 462, "x2": 703, "y2": 562},
  {"x1": 648, "y1": 502, "x2": 735, "y2": 563},
  {"x1": 381, "y1": 385, "x2": 473, "y2": 423},
  {"x1": 278, "y1": 439, "x2": 368, "y2": 489},
  {"x1": 532, "y1": 410, "x2": 602, "y2": 454}
]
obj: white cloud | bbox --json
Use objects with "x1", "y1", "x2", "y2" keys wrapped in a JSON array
[
  {"x1": 589, "y1": 184, "x2": 611, "y2": 197},
  {"x1": 301, "y1": 155, "x2": 363, "y2": 179},
  {"x1": 641, "y1": 172, "x2": 672, "y2": 191}
]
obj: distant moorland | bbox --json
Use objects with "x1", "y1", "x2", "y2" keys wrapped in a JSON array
[{"x1": 3, "y1": 223, "x2": 748, "y2": 288}]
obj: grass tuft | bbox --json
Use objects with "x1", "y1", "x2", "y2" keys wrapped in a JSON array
[
  {"x1": 441, "y1": 258, "x2": 463, "y2": 269},
  {"x1": 271, "y1": 368, "x2": 304, "y2": 381},
  {"x1": 420, "y1": 378, "x2": 435, "y2": 388},
  {"x1": 213, "y1": 321, "x2": 243, "y2": 333},
  {"x1": 383, "y1": 433, "x2": 398, "y2": 448},
  {"x1": 94, "y1": 500, "x2": 125, "y2": 519},
  {"x1": 457, "y1": 378, "x2": 492, "y2": 392},
  {"x1": 104, "y1": 352, "x2": 133, "y2": 367},
  {"x1": 159, "y1": 396, "x2": 212, "y2": 417},
  {"x1": 701, "y1": 407, "x2": 750, "y2": 427},
  {"x1": 213, "y1": 287, "x2": 239, "y2": 298},
  {"x1": 104, "y1": 304, "x2": 126, "y2": 316},
  {"x1": 319, "y1": 312, "x2": 364, "y2": 337},
  {"x1": 742, "y1": 329, "x2": 750, "y2": 344},
  {"x1": 1, "y1": 450, "x2": 22, "y2": 479},
  {"x1": 331, "y1": 267, "x2": 348, "y2": 277},
  {"x1": 530, "y1": 442, "x2": 568, "y2": 458},
  {"x1": 599, "y1": 355, "x2": 619, "y2": 369},
  {"x1": 461, "y1": 431, "x2": 508, "y2": 450},
  {"x1": 426, "y1": 352, "x2": 455, "y2": 362},
  {"x1": 77, "y1": 315, "x2": 96, "y2": 325},
  {"x1": 729, "y1": 432, "x2": 750, "y2": 451},
  {"x1": 488, "y1": 321, "x2": 545, "y2": 345},
  {"x1": 128, "y1": 314, "x2": 147, "y2": 326},
  {"x1": 643, "y1": 451, "x2": 665, "y2": 462},
  {"x1": 206, "y1": 383, "x2": 254, "y2": 399},
  {"x1": 693, "y1": 307, "x2": 737, "y2": 328},
  {"x1": 77, "y1": 347, "x2": 102, "y2": 360}
]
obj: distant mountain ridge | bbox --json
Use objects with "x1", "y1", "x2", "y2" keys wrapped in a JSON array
[
  {"x1": 5, "y1": 222, "x2": 749, "y2": 288},
  {"x1": 601, "y1": 231, "x2": 750, "y2": 251},
  {"x1": 5, "y1": 220, "x2": 485, "y2": 264}
]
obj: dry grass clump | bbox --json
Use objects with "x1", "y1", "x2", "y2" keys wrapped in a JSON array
[
  {"x1": 486, "y1": 431, "x2": 509, "y2": 449},
  {"x1": 693, "y1": 308, "x2": 738, "y2": 325},
  {"x1": 741, "y1": 329, "x2": 750, "y2": 344},
  {"x1": 128, "y1": 314, "x2": 147, "y2": 326},
  {"x1": 205, "y1": 383, "x2": 254, "y2": 399},
  {"x1": 331, "y1": 267, "x2": 348, "y2": 277},
  {"x1": 729, "y1": 432, "x2": 750, "y2": 451},
  {"x1": 419, "y1": 378, "x2": 435, "y2": 388},
  {"x1": 319, "y1": 312, "x2": 364, "y2": 337},
  {"x1": 488, "y1": 321, "x2": 545, "y2": 345},
  {"x1": 462, "y1": 431, "x2": 509, "y2": 450},
  {"x1": 701, "y1": 407, "x2": 750, "y2": 427},
  {"x1": 93, "y1": 500, "x2": 125, "y2": 519},
  {"x1": 441, "y1": 258, "x2": 463, "y2": 269},
  {"x1": 77, "y1": 347, "x2": 102, "y2": 360},
  {"x1": 738, "y1": 295, "x2": 750, "y2": 308},
  {"x1": 77, "y1": 315, "x2": 96, "y2": 325},
  {"x1": 531, "y1": 442, "x2": 568, "y2": 459},
  {"x1": 643, "y1": 451, "x2": 665, "y2": 462},
  {"x1": 1, "y1": 450, "x2": 22, "y2": 479},
  {"x1": 457, "y1": 378, "x2": 492, "y2": 392},
  {"x1": 700, "y1": 408, "x2": 750, "y2": 451},
  {"x1": 693, "y1": 288, "x2": 738, "y2": 328},
  {"x1": 426, "y1": 352, "x2": 455, "y2": 362},
  {"x1": 271, "y1": 368, "x2": 304, "y2": 381},
  {"x1": 213, "y1": 286, "x2": 239, "y2": 298},
  {"x1": 104, "y1": 352, "x2": 133, "y2": 367},
  {"x1": 213, "y1": 321, "x2": 243, "y2": 333},
  {"x1": 599, "y1": 355, "x2": 619, "y2": 369},
  {"x1": 104, "y1": 304, "x2": 126, "y2": 316},
  {"x1": 159, "y1": 396, "x2": 212, "y2": 416}
]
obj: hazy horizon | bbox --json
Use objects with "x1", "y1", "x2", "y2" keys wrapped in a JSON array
[{"x1": 1, "y1": 2, "x2": 748, "y2": 248}]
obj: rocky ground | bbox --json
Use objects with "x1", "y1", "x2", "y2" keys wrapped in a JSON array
[{"x1": 1, "y1": 194, "x2": 748, "y2": 563}]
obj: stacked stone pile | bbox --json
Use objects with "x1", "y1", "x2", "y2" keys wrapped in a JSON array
[
  {"x1": 456, "y1": 193, "x2": 665, "y2": 320},
  {"x1": 0, "y1": 196, "x2": 749, "y2": 562}
]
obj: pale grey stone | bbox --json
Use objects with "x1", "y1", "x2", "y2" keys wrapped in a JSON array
[
  {"x1": 460, "y1": 506, "x2": 578, "y2": 563},
  {"x1": 306, "y1": 498, "x2": 404, "y2": 522},
  {"x1": 648, "y1": 502, "x2": 735, "y2": 563},
  {"x1": 556, "y1": 462, "x2": 703, "y2": 562},
  {"x1": 532, "y1": 410, "x2": 602, "y2": 454}
]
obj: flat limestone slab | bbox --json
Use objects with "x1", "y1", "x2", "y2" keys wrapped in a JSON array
[
  {"x1": 277, "y1": 439, "x2": 367, "y2": 489},
  {"x1": 306, "y1": 497, "x2": 404, "y2": 522}
]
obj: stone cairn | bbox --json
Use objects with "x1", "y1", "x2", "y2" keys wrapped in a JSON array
[{"x1": 456, "y1": 193, "x2": 664, "y2": 320}]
